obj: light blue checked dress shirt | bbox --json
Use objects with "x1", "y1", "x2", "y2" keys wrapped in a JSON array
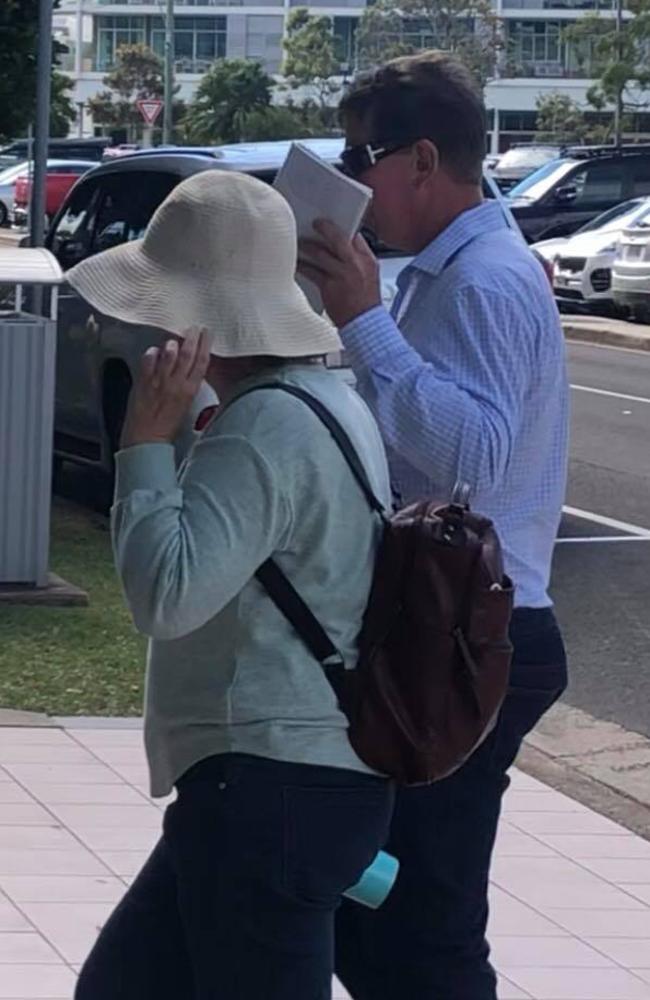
[{"x1": 340, "y1": 201, "x2": 569, "y2": 609}]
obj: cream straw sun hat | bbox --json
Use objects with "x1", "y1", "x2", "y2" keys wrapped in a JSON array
[{"x1": 65, "y1": 170, "x2": 342, "y2": 358}]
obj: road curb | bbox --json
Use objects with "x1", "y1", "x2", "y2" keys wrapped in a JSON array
[
  {"x1": 563, "y1": 321, "x2": 650, "y2": 352},
  {"x1": 519, "y1": 703, "x2": 650, "y2": 840}
]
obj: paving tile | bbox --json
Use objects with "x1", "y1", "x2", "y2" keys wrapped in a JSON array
[
  {"x1": 539, "y1": 835, "x2": 650, "y2": 860},
  {"x1": 492, "y1": 856, "x2": 647, "y2": 911},
  {"x1": 507, "y1": 771, "x2": 549, "y2": 793},
  {"x1": 4, "y1": 764, "x2": 122, "y2": 787},
  {"x1": 490, "y1": 934, "x2": 615, "y2": 968},
  {"x1": 48, "y1": 804, "x2": 161, "y2": 830},
  {"x1": 0, "y1": 729, "x2": 72, "y2": 746},
  {"x1": 19, "y1": 901, "x2": 112, "y2": 965},
  {"x1": 23, "y1": 783, "x2": 148, "y2": 806},
  {"x1": 1, "y1": 875, "x2": 126, "y2": 904},
  {"x1": 493, "y1": 829, "x2": 558, "y2": 858},
  {"x1": 97, "y1": 851, "x2": 150, "y2": 878},
  {"x1": 497, "y1": 975, "x2": 532, "y2": 998},
  {"x1": 503, "y1": 790, "x2": 588, "y2": 813},
  {"x1": 487, "y1": 886, "x2": 568, "y2": 937},
  {"x1": 633, "y1": 970, "x2": 650, "y2": 986},
  {"x1": 0, "y1": 746, "x2": 98, "y2": 765},
  {"x1": 508, "y1": 809, "x2": 629, "y2": 836},
  {"x1": 0, "y1": 828, "x2": 79, "y2": 851},
  {"x1": 580, "y1": 858, "x2": 650, "y2": 885},
  {"x1": 503, "y1": 966, "x2": 650, "y2": 998},
  {"x1": 75, "y1": 826, "x2": 159, "y2": 852},
  {"x1": 0, "y1": 850, "x2": 110, "y2": 877},
  {"x1": 0, "y1": 965, "x2": 76, "y2": 998},
  {"x1": 627, "y1": 886, "x2": 650, "y2": 907},
  {"x1": 0, "y1": 786, "x2": 34, "y2": 806},
  {"x1": 0, "y1": 805, "x2": 56, "y2": 827},
  {"x1": 585, "y1": 939, "x2": 650, "y2": 969},
  {"x1": 0, "y1": 899, "x2": 31, "y2": 932},
  {"x1": 106, "y1": 765, "x2": 150, "y2": 788},
  {"x1": 0, "y1": 932, "x2": 60, "y2": 963},
  {"x1": 544, "y1": 909, "x2": 650, "y2": 938}
]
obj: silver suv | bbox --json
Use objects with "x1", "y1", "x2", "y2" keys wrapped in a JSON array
[{"x1": 47, "y1": 139, "x2": 519, "y2": 482}]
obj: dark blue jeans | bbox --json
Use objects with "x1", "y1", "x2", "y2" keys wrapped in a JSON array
[
  {"x1": 75, "y1": 753, "x2": 393, "y2": 1000},
  {"x1": 336, "y1": 607, "x2": 568, "y2": 1000}
]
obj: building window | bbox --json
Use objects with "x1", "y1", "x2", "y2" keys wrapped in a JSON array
[
  {"x1": 150, "y1": 15, "x2": 226, "y2": 73},
  {"x1": 507, "y1": 20, "x2": 564, "y2": 75},
  {"x1": 95, "y1": 16, "x2": 146, "y2": 71}
]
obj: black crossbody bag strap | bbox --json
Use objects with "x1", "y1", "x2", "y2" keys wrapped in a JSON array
[{"x1": 223, "y1": 381, "x2": 385, "y2": 673}]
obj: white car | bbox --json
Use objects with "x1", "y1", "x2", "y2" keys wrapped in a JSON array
[
  {"x1": 612, "y1": 219, "x2": 650, "y2": 322},
  {"x1": 533, "y1": 198, "x2": 650, "y2": 313}
]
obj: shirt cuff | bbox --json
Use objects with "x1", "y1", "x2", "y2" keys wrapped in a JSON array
[
  {"x1": 114, "y1": 443, "x2": 178, "y2": 499},
  {"x1": 339, "y1": 306, "x2": 411, "y2": 372}
]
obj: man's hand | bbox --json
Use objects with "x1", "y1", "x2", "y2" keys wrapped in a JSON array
[
  {"x1": 299, "y1": 220, "x2": 382, "y2": 329},
  {"x1": 121, "y1": 328, "x2": 211, "y2": 449}
]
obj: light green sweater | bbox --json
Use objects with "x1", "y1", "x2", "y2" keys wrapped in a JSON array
[{"x1": 112, "y1": 364, "x2": 391, "y2": 797}]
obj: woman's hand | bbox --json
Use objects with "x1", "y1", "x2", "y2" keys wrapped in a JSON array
[{"x1": 121, "y1": 328, "x2": 211, "y2": 449}]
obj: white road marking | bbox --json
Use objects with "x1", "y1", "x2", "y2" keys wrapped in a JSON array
[
  {"x1": 570, "y1": 383, "x2": 650, "y2": 405},
  {"x1": 562, "y1": 505, "x2": 650, "y2": 538},
  {"x1": 557, "y1": 535, "x2": 650, "y2": 544}
]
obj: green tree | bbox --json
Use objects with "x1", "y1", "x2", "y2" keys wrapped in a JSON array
[
  {"x1": 355, "y1": 0, "x2": 502, "y2": 91},
  {"x1": 50, "y1": 72, "x2": 76, "y2": 138},
  {"x1": 0, "y1": 0, "x2": 76, "y2": 142},
  {"x1": 237, "y1": 104, "x2": 320, "y2": 142},
  {"x1": 565, "y1": 1, "x2": 650, "y2": 142},
  {"x1": 535, "y1": 91, "x2": 630, "y2": 145},
  {"x1": 182, "y1": 58, "x2": 273, "y2": 143},
  {"x1": 87, "y1": 44, "x2": 172, "y2": 139},
  {"x1": 283, "y1": 9, "x2": 340, "y2": 119}
]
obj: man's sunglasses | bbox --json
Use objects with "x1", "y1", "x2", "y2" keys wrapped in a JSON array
[{"x1": 340, "y1": 141, "x2": 415, "y2": 180}]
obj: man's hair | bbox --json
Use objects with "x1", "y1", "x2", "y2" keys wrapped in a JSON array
[{"x1": 339, "y1": 51, "x2": 486, "y2": 185}]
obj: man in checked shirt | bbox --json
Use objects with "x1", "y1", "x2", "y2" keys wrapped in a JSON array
[{"x1": 301, "y1": 50, "x2": 570, "y2": 1000}]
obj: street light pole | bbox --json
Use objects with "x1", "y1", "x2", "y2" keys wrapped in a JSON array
[
  {"x1": 163, "y1": 0, "x2": 174, "y2": 144},
  {"x1": 30, "y1": 0, "x2": 53, "y2": 248},
  {"x1": 614, "y1": 0, "x2": 624, "y2": 146}
]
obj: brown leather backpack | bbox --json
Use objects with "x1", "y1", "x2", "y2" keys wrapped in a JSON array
[{"x1": 246, "y1": 383, "x2": 514, "y2": 786}]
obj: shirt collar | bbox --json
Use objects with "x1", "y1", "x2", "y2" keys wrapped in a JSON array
[{"x1": 409, "y1": 201, "x2": 509, "y2": 279}]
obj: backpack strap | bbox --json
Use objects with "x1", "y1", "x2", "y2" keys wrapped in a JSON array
[{"x1": 220, "y1": 380, "x2": 384, "y2": 678}]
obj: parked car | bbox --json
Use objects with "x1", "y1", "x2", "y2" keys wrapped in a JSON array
[
  {"x1": 612, "y1": 218, "x2": 650, "y2": 322},
  {"x1": 0, "y1": 161, "x2": 31, "y2": 226},
  {"x1": 46, "y1": 139, "x2": 521, "y2": 483},
  {"x1": 507, "y1": 145, "x2": 650, "y2": 243},
  {"x1": 12, "y1": 160, "x2": 95, "y2": 229},
  {"x1": 534, "y1": 197, "x2": 650, "y2": 313},
  {"x1": 0, "y1": 137, "x2": 111, "y2": 170},
  {"x1": 491, "y1": 144, "x2": 563, "y2": 194}
]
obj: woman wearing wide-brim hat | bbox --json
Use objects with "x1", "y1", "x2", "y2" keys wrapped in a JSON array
[{"x1": 69, "y1": 170, "x2": 394, "y2": 999}]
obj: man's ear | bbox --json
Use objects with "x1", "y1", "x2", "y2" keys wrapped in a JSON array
[{"x1": 411, "y1": 139, "x2": 439, "y2": 188}]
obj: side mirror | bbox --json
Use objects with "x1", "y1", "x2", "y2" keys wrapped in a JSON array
[{"x1": 555, "y1": 185, "x2": 578, "y2": 205}]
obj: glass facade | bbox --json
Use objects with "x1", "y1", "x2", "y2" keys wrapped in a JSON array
[
  {"x1": 506, "y1": 18, "x2": 599, "y2": 77},
  {"x1": 95, "y1": 14, "x2": 226, "y2": 72}
]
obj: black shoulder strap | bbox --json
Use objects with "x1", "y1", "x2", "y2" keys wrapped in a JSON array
[{"x1": 223, "y1": 380, "x2": 385, "y2": 673}]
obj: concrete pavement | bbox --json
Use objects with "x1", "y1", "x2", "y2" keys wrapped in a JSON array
[{"x1": 4, "y1": 720, "x2": 650, "y2": 1000}]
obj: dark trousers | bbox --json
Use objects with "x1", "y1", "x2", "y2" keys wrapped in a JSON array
[
  {"x1": 336, "y1": 607, "x2": 568, "y2": 1000},
  {"x1": 75, "y1": 753, "x2": 393, "y2": 1000}
]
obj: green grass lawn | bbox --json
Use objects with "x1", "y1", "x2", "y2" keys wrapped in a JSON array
[{"x1": 0, "y1": 500, "x2": 146, "y2": 717}]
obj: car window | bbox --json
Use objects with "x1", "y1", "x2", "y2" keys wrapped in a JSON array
[
  {"x1": 569, "y1": 162, "x2": 625, "y2": 207},
  {"x1": 508, "y1": 159, "x2": 574, "y2": 200},
  {"x1": 575, "y1": 198, "x2": 645, "y2": 234},
  {"x1": 90, "y1": 171, "x2": 178, "y2": 254},
  {"x1": 48, "y1": 178, "x2": 101, "y2": 264},
  {"x1": 629, "y1": 158, "x2": 650, "y2": 198}
]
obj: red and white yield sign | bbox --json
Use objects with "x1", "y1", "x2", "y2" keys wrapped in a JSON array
[{"x1": 136, "y1": 99, "x2": 163, "y2": 126}]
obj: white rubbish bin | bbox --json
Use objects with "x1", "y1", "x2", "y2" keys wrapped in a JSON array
[{"x1": 0, "y1": 247, "x2": 62, "y2": 587}]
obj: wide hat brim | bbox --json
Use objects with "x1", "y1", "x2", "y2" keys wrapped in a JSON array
[{"x1": 65, "y1": 238, "x2": 343, "y2": 358}]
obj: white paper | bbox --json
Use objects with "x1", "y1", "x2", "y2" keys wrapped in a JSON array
[{"x1": 274, "y1": 142, "x2": 373, "y2": 314}]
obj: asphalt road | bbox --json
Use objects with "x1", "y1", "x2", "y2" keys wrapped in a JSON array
[{"x1": 552, "y1": 341, "x2": 650, "y2": 737}]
